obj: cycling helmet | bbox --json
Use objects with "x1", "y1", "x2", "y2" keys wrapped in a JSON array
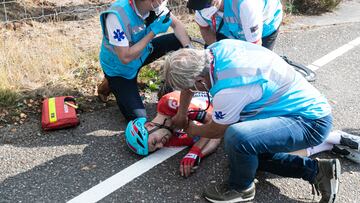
[{"x1": 125, "y1": 117, "x2": 149, "y2": 156}]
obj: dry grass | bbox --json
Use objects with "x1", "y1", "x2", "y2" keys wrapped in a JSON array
[
  {"x1": 0, "y1": 18, "x2": 103, "y2": 102},
  {"x1": 0, "y1": 13, "x2": 199, "y2": 100},
  {"x1": 0, "y1": 13, "x2": 200, "y2": 124}
]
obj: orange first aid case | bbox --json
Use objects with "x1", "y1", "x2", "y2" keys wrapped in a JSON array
[{"x1": 41, "y1": 96, "x2": 80, "y2": 130}]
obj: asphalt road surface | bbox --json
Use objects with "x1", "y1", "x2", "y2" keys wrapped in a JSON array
[{"x1": 1, "y1": 18, "x2": 360, "y2": 203}]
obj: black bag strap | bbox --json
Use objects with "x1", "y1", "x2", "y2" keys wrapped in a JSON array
[
  {"x1": 64, "y1": 97, "x2": 77, "y2": 104},
  {"x1": 63, "y1": 97, "x2": 83, "y2": 113},
  {"x1": 216, "y1": 18, "x2": 224, "y2": 34}
]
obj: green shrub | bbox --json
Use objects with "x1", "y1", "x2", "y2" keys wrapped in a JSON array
[
  {"x1": 282, "y1": 0, "x2": 342, "y2": 15},
  {"x1": 0, "y1": 88, "x2": 18, "y2": 108}
]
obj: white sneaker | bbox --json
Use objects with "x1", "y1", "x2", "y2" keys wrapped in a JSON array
[
  {"x1": 332, "y1": 145, "x2": 360, "y2": 164},
  {"x1": 336, "y1": 130, "x2": 360, "y2": 151}
]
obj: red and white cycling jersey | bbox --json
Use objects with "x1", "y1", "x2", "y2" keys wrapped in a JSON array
[
  {"x1": 157, "y1": 91, "x2": 213, "y2": 122},
  {"x1": 157, "y1": 91, "x2": 213, "y2": 147}
]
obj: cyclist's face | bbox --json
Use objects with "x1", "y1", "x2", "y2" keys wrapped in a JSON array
[{"x1": 145, "y1": 123, "x2": 171, "y2": 152}]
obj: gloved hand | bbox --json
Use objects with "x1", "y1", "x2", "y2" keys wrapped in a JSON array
[
  {"x1": 164, "y1": 132, "x2": 194, "y2": 147},
  {"x1": 180, "y1": 145, "x2": 203, "y2": 177},
  {"x1": 149, "y1": 14, "x2": 172, "y2": 35}
]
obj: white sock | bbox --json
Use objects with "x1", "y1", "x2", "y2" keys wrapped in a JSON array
[
  {"x1": 324, "y1": 130, "x2": 342, "y2": 145},
  {"x1": 306, "y1": 142, "x2": 333, "y2": 156}
]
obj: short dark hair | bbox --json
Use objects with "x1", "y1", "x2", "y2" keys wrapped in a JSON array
[{"x1": 186, "y1": 0, "x2": 212, "y2": 10}]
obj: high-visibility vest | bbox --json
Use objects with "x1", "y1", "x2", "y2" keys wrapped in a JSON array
[
  {"x1": 208, "y1": 39, "x2": 331, "y2": 121},
  {"x1": 99, "y1": 0, "x2": 152, "y2": 79},
  {"x1": 199, "y1": 0, "x2": 283, "y2": 40}
]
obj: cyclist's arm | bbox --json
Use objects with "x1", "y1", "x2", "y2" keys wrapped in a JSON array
[
  {"x1": 197, "y1": 138, "x2": 221, "y2": 157},
  {"x1": 195, "y1": 114, "x2": 221, "y2": 156}
]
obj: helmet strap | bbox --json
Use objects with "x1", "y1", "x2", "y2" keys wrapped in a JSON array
[{"x1": 148, "y1": 118, "x2": 173, "y2": 135}]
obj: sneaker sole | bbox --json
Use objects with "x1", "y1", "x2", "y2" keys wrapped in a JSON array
[
  {"x1": 328, "y1": 159, "x2": 341, "y2": 203},
  {"x1": 332, "y1": 145, "x2": 360, "y2": 164},
  {"x1": 204, "y1": 195, "x2": 255, "y2": 203},
  {"x1": 339, "y1": 132, "x2": 360, "y2": 152}
]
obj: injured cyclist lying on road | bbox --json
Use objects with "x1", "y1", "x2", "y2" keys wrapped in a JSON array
[{"x1": 125, "y1": 91, "x2": 360, "y2": 177}]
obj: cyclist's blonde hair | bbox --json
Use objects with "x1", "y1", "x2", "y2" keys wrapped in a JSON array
[{"x1": 163, "y1": 48, "x2": 210, "y2": 90}]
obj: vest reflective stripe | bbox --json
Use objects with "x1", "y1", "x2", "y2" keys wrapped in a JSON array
[
  {"x1": 112, "y1": 6, "x2": 133, "y2": 41},
  {"x1": 217, "y1": 67, "x2": 262, "y2": 79},
  {"x1": 223, "y1": 16, "x2": 237, "y2": 24},
  {"x1": 102, "y1": 39, "x2": 115, "y2": 52},
  {"x1": 208, "y1": 39, "x2": 331, "y2": 120},
  {"x1": 99, "y1": 0, "x2": 151, "y2": 79},
  {"x1": 231, "y1": 0, "x2": 241, "y2": 21}
]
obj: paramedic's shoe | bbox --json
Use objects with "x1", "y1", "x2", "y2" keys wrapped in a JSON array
[
  {"x1": 337, "y1": 130, "x2": 360, "y2": 151},
  {"x1": 312, "y1": 159, "x2": 341, "y2": 203},
  {"x1": 97, "y1": 78, "x2": 111, "y2": 102},
  {"x1": 332, "y1": 145, "x2": 360, "y2": 164},
  {"x1": 204, "y1": 182, "x2": 255, "y2": 203}
]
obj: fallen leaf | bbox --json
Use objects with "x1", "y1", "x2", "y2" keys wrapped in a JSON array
[
  {"x1": 20, "y1": 113, "x2": 27, "y2": 118},
  {"x1": 81, "y1": 164, "x2": 97, "y2": 171}
]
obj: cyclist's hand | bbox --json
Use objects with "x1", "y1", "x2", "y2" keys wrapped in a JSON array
[
  {"x1": 172, "y1": 112, "x2": 188, "y2": 129},
  {"x1": 149, "y1": 14, "x2": 172, "y2": 35},
  {"x1": 180, "y1": 146, "x2": 203, "y2": 177}
]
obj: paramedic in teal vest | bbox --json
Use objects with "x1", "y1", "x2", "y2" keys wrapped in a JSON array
[
  {"x1": 98, "y1": 0, "x2": 192, "y2": 121},
  {"x1": 187, "y1": 0, "x2": 282, "y2": 50},
  {"x1": 163, "y1": 39, "x2": 340, "y2": 203}
]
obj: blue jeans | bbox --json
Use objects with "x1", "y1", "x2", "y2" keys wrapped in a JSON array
[{"x1": 224, "y1": 115, "x2": 333, "y2": 190}]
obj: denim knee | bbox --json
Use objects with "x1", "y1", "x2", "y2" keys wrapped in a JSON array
[
  {"x1": 224, "y1": 125, "x2": 253, "y2": 155},
  {"x1": 224, "y1": 126, "x2": 237, "y2": 154}
]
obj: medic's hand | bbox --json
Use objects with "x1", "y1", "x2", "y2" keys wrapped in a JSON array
[
  {"x1": 149, "y1": 14, "x2": 172, "y2": 35},
  {"x1": 180, "y1": 146, "x2": 203, "y2": 177},
  {"x1": 172, "y1": 112, "x2": 188, "y2": 129}
]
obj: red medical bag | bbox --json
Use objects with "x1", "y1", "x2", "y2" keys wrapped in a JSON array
[{"x1": 41, "y1": 96, "x2": 80, "y2": 130}]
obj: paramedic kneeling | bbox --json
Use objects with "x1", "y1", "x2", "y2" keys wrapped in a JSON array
[
  {"x1": 98, "y1": 0, "x2": 191, "y2": 121},
  {"x1": 163, "y1": 39, "x2": 340, "y2": 203}
]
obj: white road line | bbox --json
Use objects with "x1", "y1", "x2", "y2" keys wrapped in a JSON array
[
  {"x1": 67, "y1": 36, "x2": 360, "y2": 203},
  {"x1": 307, "y1": 37, "x2": 360, "y2": 71},
  {"x1": 67, "y1": 147, "x2": 186, "y2": 203}
]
